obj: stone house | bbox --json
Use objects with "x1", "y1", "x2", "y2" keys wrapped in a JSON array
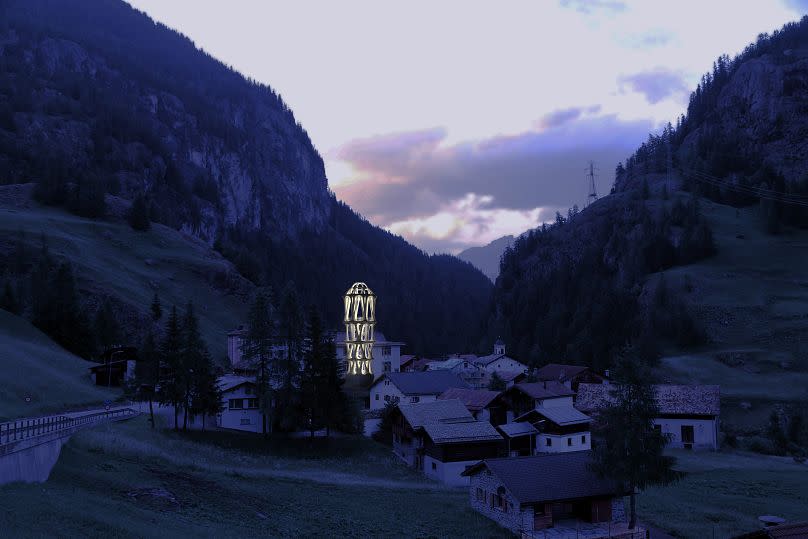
[
  {"x1": 576, "y1": 383, "x2": 721, "y2": 450},
  {"x1": 461, "y1": 452, "x2": 630, "y2": 535}
]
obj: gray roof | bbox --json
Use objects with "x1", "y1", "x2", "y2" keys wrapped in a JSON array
[
  {"x1": 530, "y1": 405, "x2": 591, "y2": 426},
  {"x1": 513, "y1": 381, "x2": 575, "y2": 400},
  {"x1": 498, "y1": 422, "x2": 539, "y2": 438},
  {"x1": 438, "y1": 388, "x2": 500, "y2": 411},
  {"x1": 536, "y1": 363, "x2": 589, "y2": 382},
  {"x1": 575, "y1": 384, "x2": 721, "y2": 416},
  {"x1": 398, "y1": 399, "x2": 473, "y2": 429},
  {"x1": 462, "y1": 452, "x2": 628, "y2": 504},
  {"x1": 475, "y1": 353, "x2": 524, "y2": 368},
  {"x1": 380, "y1": 371, "x2": 470, "y2": 396},
  {"x1": 218, "y1": 375, "x2": 254, "y2": 392},
  {"x1": 422, "y1": 420, "x2": 502, "y2": 444}
]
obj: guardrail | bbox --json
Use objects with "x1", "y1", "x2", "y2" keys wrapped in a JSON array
[{"x1": 0, "y1": 408, "x2": 138, "y2": 446}]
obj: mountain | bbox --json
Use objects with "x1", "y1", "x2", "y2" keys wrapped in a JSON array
[
  {"x1": 0, "y1": 0, "x2": 492, "y2": 356},
  {"x1": 457, "y1": 235, "x2": 514, "y2": 281},
  {"x1": 486, "y1": 16, "x2": 808, "y2": 434}
]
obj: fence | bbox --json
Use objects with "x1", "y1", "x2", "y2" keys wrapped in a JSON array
[{"x1": 0, "y1": 408, "x2": 138, "y2": 446}]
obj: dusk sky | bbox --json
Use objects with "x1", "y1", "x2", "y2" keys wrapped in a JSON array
[{"x1": 127, "y1": 0, "x2": 807, "y2": 254}]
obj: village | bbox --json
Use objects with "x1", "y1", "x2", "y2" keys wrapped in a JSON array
[{"x1": 84, "y1": 283, "x2": 724, "y2": 539}]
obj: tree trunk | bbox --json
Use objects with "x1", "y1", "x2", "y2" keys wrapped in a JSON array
[
  {"x1": 629, "y1": 491, "x2": 637, "y2": 529},
  {"x1": 202, "y1": 413, "x2": 206, "y2": 431},
  {"x1": 183, "y1": 405, "x2": 188, "y2": 431},
  {"x1": 173, "y1": 406, "x2": 179, "y2": 431},
  {"x1": 148, "y1": 397, "x2": 155, "y2": 429},
  {"x1": 262, "y1": 413, "x2": 267, "y2": 439}
]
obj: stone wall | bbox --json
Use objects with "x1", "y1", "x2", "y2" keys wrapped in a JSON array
[{"x1": 468, "y1": 469, "x2": 534, "y2": 534}]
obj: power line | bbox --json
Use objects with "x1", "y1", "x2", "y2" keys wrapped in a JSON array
[{"x1": 679, "y1": 168, "x2": 808, "y2": 208}]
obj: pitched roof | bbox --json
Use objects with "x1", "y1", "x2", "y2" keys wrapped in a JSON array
[
  {"x1": 217, "y1": 375, "x2": 255, "y2": 392},
  {"x1": 513, "y1": 381, "x2": 575, "y2": 400},
  {"x1": 535, "y1": 363, "x2": 589, "y2": 382},
  {"x1": 527, "y1": 405, "x2": 591, "y2": 426},
  {"x1": 462, "y1": 452, "x2": 628, "y2": 504},
  {"x1": 498, "y1": 422, "x2": 538, "y2": 438},
  {"x1": 475, "y1": 353, "x2": 524, "y2": 368},
  {"x1": 497, "y1": 370, "x2": 527, "y2": 382},
  {"x1": 575, "y1": 384, "x2": 721, "y2": 416},
  {"x1": 734, "y1": 521, "x2": 808, "y2": 539},
  {"x1": 398, "y1": 399, "x2": 473, "y2": 429},
  {"x1": 422, "y1": 420, "x2": 502, "y2": 444},
  {"x1": 438, "y1": 388, "x2": 500, "y2": 411},
  {"x1": 380, "y1": 371, "x2": 469, "y2": 395}
]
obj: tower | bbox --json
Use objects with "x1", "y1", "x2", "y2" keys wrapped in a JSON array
[
  {"x1": 586, "y1": 161, "x2": 598, "y2": 207},
  {"x1": 343, "y1": 282, "x2": 376, "y2": 375}
]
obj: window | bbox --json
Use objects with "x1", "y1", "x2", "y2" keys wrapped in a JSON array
[
  {"x1": 382, "y1": 346, "x2": 391, "y2": 356},
  {"x1": 545, "y1": 438, "x2": 552, "y2": 447},
  {"x1": 245, "y1": 398, "x2": 258, "y2": 409},
  {"x1": 493, "y1": 487, "x2": 507, "y2": 512},
  {"x1": 476, "y1": 488, "x2": 484, "y2": 501},
  {"x1": 581, "y1": 435, "x2": 587, "y2": 444},
  {"x1": 240, "y1": 418, "x2": 251, "y2": 425},
  {"x1": 375, "y1": 394, "x2": 379, "y2": 401},
  {"x1": 654, "y1": 424, "x2": 662, "y2": 433},
  {"x1": 410, "y1": 396, "x2": 420, "y2": 403},
  {"x1": 567, "y1": 438, "x2": 572, "y2": 446},
  {"x1": 229, "y1": 399, "x2": 244, "y2": 410},
  {"x1": 431, "y1": 462, "x2": 437, "y2": 470},
  {"x1": 383, "y1": 361, "x2": 391, "y2": 372}
]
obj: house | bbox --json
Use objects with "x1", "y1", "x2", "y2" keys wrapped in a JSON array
[
  {"x1": 489, "y1": 381, "x2": 591, "y2": 454},
  {"x1": 474, "y1": 340, "x2": 529, "y2": 375},
  {"x1": 89, "y1": 346, "x2": 138, "y2": 387},
  {"x1": 399, "y1": 354, "x2": 416, "y2": 371},
  {"x1": 401, "y1": 357, "x2": 433, "y2": 372},
  {"x1": 575, "y1": 383, "x2": 721, "y2": 450},
  {"x1": 427, "y1": 358, "x2": 487, "y2": 388},
  {"x1": 489, "y1": 369, "x2": 527, "y2": 389},
  {"x1": 369, "y1": 371, "x2": 469, "y2": 410},
  {"x1": 495, "y1": 381, "x2": 577, "y2": 423},
  {"x1": 334, "y1": 330, "x2": 405, "y2": 377},
  {"x1": 535, "y1": 363, "x2": 608, "y2": 391},
  {"x1": 392, "y1": 399, "x2": 504, "y2": 485},
  {"x1": 438, "y1": 387, "x2": 501, "y2": 421},
  {"x1": 216, "y1": 375, "x2": 261, "y2": 433},
  {"x1": 462, "y1": 452, "x2": 630, "y2": 535}
]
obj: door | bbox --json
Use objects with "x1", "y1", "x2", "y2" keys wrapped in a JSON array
[{"x1": 681, "y1": 425, "x2": 694, "y2": 449}]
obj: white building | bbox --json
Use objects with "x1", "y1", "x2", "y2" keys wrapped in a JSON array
[
  {"x1": 426, "y1": 358, "x2": 487, "y2": 388},
  {"x1": 216, "y1": 375, "x2": 262, "y2": 433},
  {"x1": 369, "y1": 371, "x2": 469, "y2": 410},
  {"x1": 474, "y1": 340, "x2": 529, "y2": 375},
  {"x1": 575, "y1": 383, "x2": 721, "y2": 450}
]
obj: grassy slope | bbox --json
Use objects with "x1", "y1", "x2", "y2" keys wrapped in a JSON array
[
  {"x1": 0, "y1": 196, "x2": 250, "y2": 361},
  {"x1": 0, "y1": 418, "x2": 509, "y2": 538},
  {"x1": 639, "y1": 449, "x2": 808, "y2": 538},
  {"x1": 652, "y1": 192, "x2": 808, "y2": 430},
  {"x1": 0, "y1": 309, "x2": 116, "y2": 420}
]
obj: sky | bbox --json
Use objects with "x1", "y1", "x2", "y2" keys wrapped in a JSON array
[{"x1": 127, "y1": 0, "x2": 807, "y2": 254}]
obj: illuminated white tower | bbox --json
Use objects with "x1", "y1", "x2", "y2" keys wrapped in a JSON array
[{"x1": 344, "y1": 282, "x2": 376, "y2": 375}]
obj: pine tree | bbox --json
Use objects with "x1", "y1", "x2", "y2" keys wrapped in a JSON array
[
  {"x1": 150, "y1": 292, "x2": 162, "y2": 321},
  {"x1": 159, "y1": 305, "x2": 184, "y2": 431},
  {"x1": 242, "y1": 290, "x2": 275, "y2": 436},
  {"x1": 134, "y1": 330, "x2": 160, "y2": 428},
  {"x1": 300, "y1": 307, "x2": 326, "y2": 438},
  {"x1": 1, "y1": 280, "x2": 19, "y2": 314},
  {"x1": 94, "y1": 298, "x2": 120, "y2": 354},
  {"x1": 589, "y1": 346, "x2": 682, "y2": 529},
  {"x1": 179, "y1": 302, "x2": 207, "y2": 431},
  {"x1": 273, "y1": 281, "x2": 303, "y2": 432},
  {"x1": 128, "y1": 193, "x2": 151, "y2": 231},
  {"x1": 191, "y1": 353, "x2": 221, "y2": 431},
  {"x1": 488, "y1": 371, "x2": 506, "y2": 391}
]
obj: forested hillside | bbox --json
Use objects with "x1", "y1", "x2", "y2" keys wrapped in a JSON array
[{"x1": 0, "y1": 0, "x2": 491, "y2": 356}]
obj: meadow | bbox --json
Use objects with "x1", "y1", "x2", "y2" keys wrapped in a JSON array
[
  {"x1": 638, "y1": 449, "x2": 808, "y2": 538},
  {"x1": 0, "y1": 418, "x2": 510, "y2": 538}
]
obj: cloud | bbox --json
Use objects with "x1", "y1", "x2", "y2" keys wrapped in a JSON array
[
  {"x1": 618, "y1": 68, "x2": 690, "y2": 104},
  {"x1": 333, "y1": 112, "x2": 654, "y2": 252},
  {"x1": 783, "y1": 0, "x2": 808, "y2": 14},
  {"x1": 535, "y1": 105, "x2": 601, "y2": 129},
  {"x1": 559, "y1": 0, "x2": 627, "y2": 15},
  {"x1": 618, "y1": 30, "x2": 675, "y2": 49}
]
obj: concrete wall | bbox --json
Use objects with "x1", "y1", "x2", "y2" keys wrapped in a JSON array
[
  {"x1": 536, "y1": 431, "x2": 591, "y2": 453},
  {"x1": 654, "y1": 417, "x2": 718, "y2": 450},
  {"x1": 483, "y1": 357, "x2": 527, "y2": 374},
  {"x1": 370, "y1": 381, "x2": 405, "y2": 410},
  {"x1": 0, "y1": 436, "x2": 67, "y2": 485},
  {"x1": 218, "y1": 385, "x2": 261, "y2": 433},
  {"x1": 423, "y1": 456, "x2": 478, "y2": 486}
]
